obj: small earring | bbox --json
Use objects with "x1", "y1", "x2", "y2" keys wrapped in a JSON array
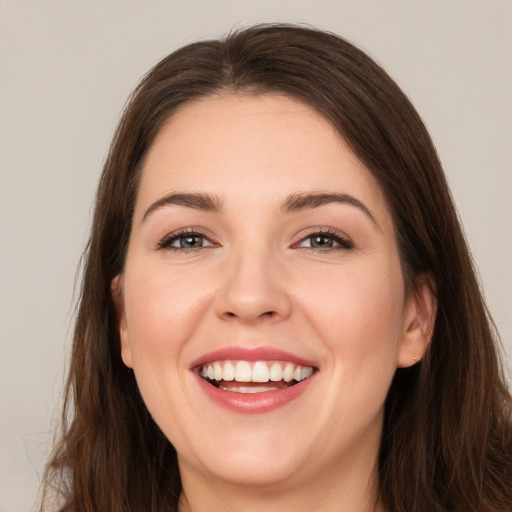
[{"x1": 412, "y1": 351, "x2": 419, "y2": 361}]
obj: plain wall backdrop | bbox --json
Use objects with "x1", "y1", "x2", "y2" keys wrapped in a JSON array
[{"x1": 1, "y1": 1, "x2": 511, "y2": 510}]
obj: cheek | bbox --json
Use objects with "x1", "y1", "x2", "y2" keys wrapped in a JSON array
[
  {"x1": 120, "y1": 263, "x2": 218, "y2": 437},
  {"x1": 297, "y1": 261, "x2": 405, "y2": 377},
  {"x1": 122, "y1": 262, "x2": 214, "y2": 368}
]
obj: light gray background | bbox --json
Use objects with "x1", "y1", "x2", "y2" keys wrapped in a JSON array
[{"x1": 1, "y1": 1, "x2": 511, "y2": 511}]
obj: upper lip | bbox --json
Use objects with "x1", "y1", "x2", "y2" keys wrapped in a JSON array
[{"x1": 189, "y1": 346, "x2": 318, "y2": 370}]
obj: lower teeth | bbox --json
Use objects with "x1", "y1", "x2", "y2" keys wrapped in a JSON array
[
  {"x1": 205, "y1": 378, "x2": 298, "y2": 393},
  {"x1": 219, "y1": 385, "x2": 284, "y2": 393}
]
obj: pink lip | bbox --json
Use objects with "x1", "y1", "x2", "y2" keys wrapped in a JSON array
[
  {"x1": 190, "y1": 346, "x2": 318, "y2": 414},
  {"x1": 195, "y1": 371, "x2": 317, "y2": 414},
  {"x1": 189, "y1": 346, "x2": 317, "y2": 369}
]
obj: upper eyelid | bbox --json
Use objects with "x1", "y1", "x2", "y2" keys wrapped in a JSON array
[
  {"x1": 292, "y1": 228, "x2": 354, "y2": 250},
  {"x1": 162, "y1": 226, "x2": 216, "y2": 239},
  {"x1": 156, "y1": 227, "x2": 217, "y2": 249},
  {"x1": 292, "y1": 226, "x2": 352, "y2": 242},
  {"x1": 155, "y1": 225, "x2": 353, "y2": 248}
]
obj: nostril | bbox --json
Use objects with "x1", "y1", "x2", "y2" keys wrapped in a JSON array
[{"x1": 224, "y1": 310, "x2": 276, "y2": 320}]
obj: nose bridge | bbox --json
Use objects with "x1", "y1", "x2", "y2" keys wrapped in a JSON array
[{"x1": 216, "y1": 239, "x2": 291, "y2": 324}]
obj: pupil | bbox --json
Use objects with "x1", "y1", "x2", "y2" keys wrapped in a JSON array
[
  {"x1": 311, "y1": 236, "x2": 332, "y2": 248},
  {"x1": 180, "y1": 235, "x2": 202, "y2": 248}
]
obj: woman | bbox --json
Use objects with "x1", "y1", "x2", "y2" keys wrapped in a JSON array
[{"x1": 40, "y1": 24, "x2": 512, "y2": 511}]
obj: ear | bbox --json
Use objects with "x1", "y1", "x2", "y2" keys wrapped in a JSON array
[
  {"x1": 111, "y1": 275, "x2": 133, "y2": 369},
  {"x1": 397, "y1": 274, "x2": 437, "y2": 368}
]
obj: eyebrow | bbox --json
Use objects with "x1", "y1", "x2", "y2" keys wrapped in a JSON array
[
  {"x1": 142, "y1": 190, "x2": 378, "y2": 228},
  {"x1": 142, "y1": 192, "x2": 222, "y2": 222},
  {"x1": 281, "y1": 192, "x2": 379, "y2": 228}
]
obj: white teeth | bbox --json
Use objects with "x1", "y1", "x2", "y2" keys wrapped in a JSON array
[
  {"x1": 219, "y1": 385, "x2": 282, "y2": 393},
  {"x1": 252, "y1": 361, "x2": 270, "y2": 382},
  {"x1": 269, "y1": 362, "x2": 283, "y2": 382},
  {"x1": 235, "y1": 361, "x2": 252, "y2": 382},
  {"x1": 283, "y1": 363, "x2": 294, "y2": 382},
  {"x1": 201, "y1": 360, "x2": 315, "y2": 385},
  {"x1": 213, "y1": 362, "x2": 223, "y2": 381},
  {"x1": 222, "y1": 361, "x2": 235, "y2": 381},
  {"x1": 301, "y1": 366, "x2": 313, "y2": 380}
]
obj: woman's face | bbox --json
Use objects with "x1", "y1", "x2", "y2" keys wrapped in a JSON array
[{"x1": 117, "y1": 93, "x2": 424, "y2": 490}]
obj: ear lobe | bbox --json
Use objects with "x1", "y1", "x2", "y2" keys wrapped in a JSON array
[
  {"x1": 397, "y1": 275, "x2": 437, "y2": 368},
  {"x1": 111, "y1": 275, "x2": 133, "y2": 369}
]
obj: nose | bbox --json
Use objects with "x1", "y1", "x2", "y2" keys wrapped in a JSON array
[{"x1": 214, "y1": 246, "x2": 292, "y2": 325}]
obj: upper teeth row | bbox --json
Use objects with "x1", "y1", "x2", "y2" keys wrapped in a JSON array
[{"x1": 201, "y1": 360, "x2": 314, "y2": 383}]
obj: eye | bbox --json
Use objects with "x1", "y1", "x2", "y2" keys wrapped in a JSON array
[
  {"x1": 157, "y1": 230, "x2": 215, "y2": 251},
  {"x1": 296, "y1": 230, "x2": 353, "y2": 250}
]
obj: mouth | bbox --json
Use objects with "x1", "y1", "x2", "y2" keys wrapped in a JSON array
[
  {"x1": 191, "y1": 347, "x2": 318, "y2": 413},
  {"x1": 198, "y1": 360, "x2": 316, "y2": 393}
]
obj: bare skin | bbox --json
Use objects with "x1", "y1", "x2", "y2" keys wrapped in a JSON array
[{"x1": 115, "y1": 93, "x2": 435, "y2": 512}]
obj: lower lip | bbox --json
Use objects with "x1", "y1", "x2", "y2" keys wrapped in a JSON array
[{"x1": 195, "y1": 373, "x2": 316, "y2": 414}]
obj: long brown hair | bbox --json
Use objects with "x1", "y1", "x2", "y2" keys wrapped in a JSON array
[{"x1": 40, "y1": 24, "x2": 512, "y2": 511}]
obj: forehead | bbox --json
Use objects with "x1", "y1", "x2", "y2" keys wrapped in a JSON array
[{"x1": 135, "y1": 93, "x2": 390, "y2": 224}]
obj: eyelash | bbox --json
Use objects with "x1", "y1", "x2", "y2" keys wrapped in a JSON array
[
  {"x1": 156, "y1": 228, "x2": 354, "y2": 252},
  {"x1": 156, "y1": 228, "x2": 216, "y2": 252},
  {"x1": 294, "y1": 228, "x2": 354, "y2": 252}
]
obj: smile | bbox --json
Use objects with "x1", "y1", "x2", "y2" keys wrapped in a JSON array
[
  {"x1": 191, "y1": 347, "x2": 318, "y2": 413},
  {"x1": 200, "y1": 360, "x2": 315, "y2": 393}
]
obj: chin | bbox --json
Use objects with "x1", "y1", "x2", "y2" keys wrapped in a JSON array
[
  {"x1": 197, "y1": 455, "x2": 302, "y2": 488},
  {"x1": 178, "y1": 432, "x2": 308, "y2": 488}
]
